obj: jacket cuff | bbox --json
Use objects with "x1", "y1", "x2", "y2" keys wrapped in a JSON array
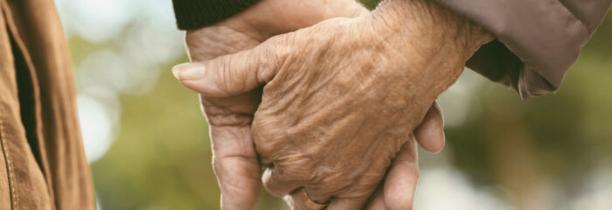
[
  {"x1": 436, "y1": 0, "x2": 611, "y2": 98},
  {"x1": 172, "y1": 0, "x2": 260, "y2": 30}
]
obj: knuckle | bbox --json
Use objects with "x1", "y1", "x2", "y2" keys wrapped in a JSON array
[
  {"x1": 212, "y1": 157, "x2": 224, "y2": 175},
  {"x1": 280, "y1": 156, "x2": 316, "y2": 180},
  {"x1": 218, "y1": 57, "x2": 235, "y2": 94},
  {"x1": 251, "y1": 118, "x2": 278, "y2": 156},
  {"x1": 268, "y1": 152, "x2": 314, "y2": 180},
  {"x1": 256, "y1": 38, "x2": 293, "y2": 82},
  {"x1": 307, "y1": 170, "x2": 354, "y2": 197}
]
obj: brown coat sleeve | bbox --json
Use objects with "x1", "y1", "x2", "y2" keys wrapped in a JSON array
[{"x1": 436, "y1": 0, "x2": 612, "y2": 97}]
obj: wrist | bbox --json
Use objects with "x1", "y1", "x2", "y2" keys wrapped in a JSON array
[
  {"x1": 371, "y1": 0, "x2": 492, "y2": 60},
  {"x1": 365, "y1": 0, "x2": 493, "y2": 101}
]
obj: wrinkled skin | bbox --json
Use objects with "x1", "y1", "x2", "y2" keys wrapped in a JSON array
[
  {"x1": 178, "y1": 0, "x2": 475, "y2": 209},
  {"x1": 183, "y1": 2, "x2": 369, "y2": 208}
]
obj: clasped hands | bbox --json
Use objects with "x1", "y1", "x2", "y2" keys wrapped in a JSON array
[{"x1": 172, "y1": 0, "x2": 491, "y2": 209}]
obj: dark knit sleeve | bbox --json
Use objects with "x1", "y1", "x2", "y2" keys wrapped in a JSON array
[{"x1": 172, "y1": 0, "x2": 260, "y2": 30}]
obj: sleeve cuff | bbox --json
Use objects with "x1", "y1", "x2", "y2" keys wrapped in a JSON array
[
  {"x1": 436, "y1": 0, "x2": 611, "y2": 97},
  {"x1": 172, "y1": 0, "x2": 260, "y2": 30}
]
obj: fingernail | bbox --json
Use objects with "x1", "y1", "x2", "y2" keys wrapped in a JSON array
[{"x1": 171, "y1": 63, "x2": 203, "y2": 81}]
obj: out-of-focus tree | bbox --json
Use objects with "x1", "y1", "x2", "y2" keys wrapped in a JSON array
[{"x1": 445, "y1": 14, "x2": 612, "y2": 210}]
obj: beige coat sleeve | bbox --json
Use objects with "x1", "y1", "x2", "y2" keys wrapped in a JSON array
[{"x1": 436, "y1": 0, "x2": 611, "y2": 97}]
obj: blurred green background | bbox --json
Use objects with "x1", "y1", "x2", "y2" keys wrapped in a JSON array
[{"x1": 54, "y1": 0, "x2": 612, "y2": 209}]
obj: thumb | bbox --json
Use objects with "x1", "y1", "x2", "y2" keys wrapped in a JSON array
[
  {"x1": 414, "y1": 102, "x2": 445, "y2": 154},
  {"x1": 172, "y1": 45, "x2": 282, "y2": 97}
]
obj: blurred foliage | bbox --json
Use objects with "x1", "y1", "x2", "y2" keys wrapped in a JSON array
[
  {"x1": 445, "y1": 13, "x2": 612, "y2": 210},
  {"x1": 360, "y1": 0, "x2": 380, "y2": 9},
  {"x1": 60, "y1": 1, "x2": 612, "y2": 209}
]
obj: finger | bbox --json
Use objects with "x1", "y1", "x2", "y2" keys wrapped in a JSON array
[
  {"x1": 261, "y1": 166, "x2": 302, "y2": 197},
  {"x1": 383, "y1": 136, "x2": 419, "y2": 210},
  {"x1": 285, "y1": 188, "x2": 330, "y2": 210},
  {"x1": 326, "y1": 195, "x2": 372, "y2": 210},
  {"x1": 324, "y1": 172, "x2": 383, "y2": 210},
  {"x1": 210, "y1": 126, "x2": 262, "y2": 210},
  {"x1": 414, "y1": 102, "x2": 445, "y2": 154},
  {"x1": 367, "y1": 196, "x2": 387, "y2": 210},
  {"x1": 172, "y1": 44, "x2": 284, "y2": 97},
  {"x1": 324, "y1": 0, "x2": 370, "y2": 18},
  {"x1": 326, "y1": 136, "x2": 420, "y2": 210},
  {"x1": 365, "y1": 186, "x2": 387, "y2": 210},
  {"x1": 365, "y1": 137, "x2": 419, "y2": 210},
  {"x1": 275, "y1": 0, "x2": 368, "y2": 33}
]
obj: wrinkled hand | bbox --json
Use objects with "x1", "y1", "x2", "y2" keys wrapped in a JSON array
[{"x1": 179, "y1": 0, "x2": 457, "y2": 209}]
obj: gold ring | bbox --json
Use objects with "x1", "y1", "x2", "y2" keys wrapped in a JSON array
[{"x1": 299, "y1": 189, "x2": 328, "y2": 210}]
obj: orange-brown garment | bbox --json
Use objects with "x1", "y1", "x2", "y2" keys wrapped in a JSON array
[{"x1": 0, "y1": 0, "x2": 95, "y2": 209}]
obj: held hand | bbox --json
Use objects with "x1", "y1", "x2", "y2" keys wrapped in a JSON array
[
  {"x1": 180, "y1": 0, "x2": 461, "y2": 209},
  {"x1": 184, "y1": 1, "x2": 370, "y2": 209}
]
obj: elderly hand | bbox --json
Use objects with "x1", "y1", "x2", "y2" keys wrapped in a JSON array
[{"x1": 179, "y1": 0, "x2": 455, "y2": 209}]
